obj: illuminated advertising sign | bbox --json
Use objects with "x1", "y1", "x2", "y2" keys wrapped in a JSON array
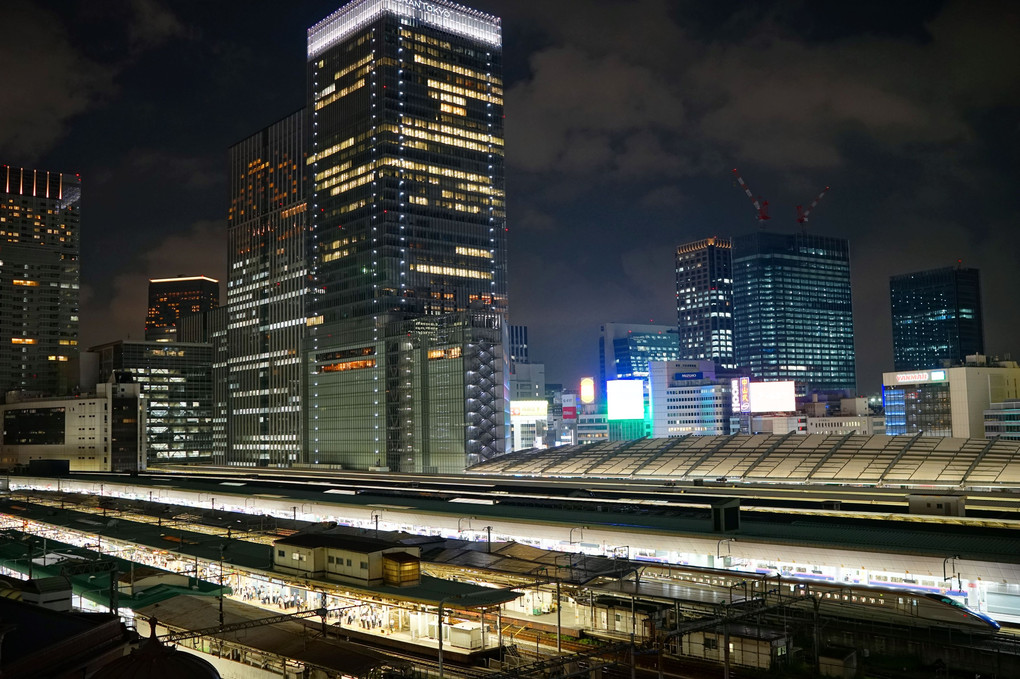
[
  {"x1": 731, "y1": 379, "x2": 740, "y2": 412},
  {"x1": 675, "y1": 372, "x2": 704, "y2": 380},
  {"x1": 607, "y1": 379, "x2": 644, "y2": 420},
  {"x1": 579, "y1": 377, "x2": 595, "y2": 404},
  {"x1": 562, "y1": 393, "x2": 577, "y2": 420},
  {"x1": 739, "y1": 377, "x2": 751, "y2": 413},
  {"x1": 510, "y1": 400, "x2": 548, "y2": 419},
  {"x1": 749, "y1": 381, "x2": 796, "y2": 413},
  {"x1": 895, "y1": 370, "x2": 947, "y2": 384}
]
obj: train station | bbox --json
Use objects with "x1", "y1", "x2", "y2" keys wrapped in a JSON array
[{"x1": 1, "y1": 432, "x2": 1019, "y2": 677}]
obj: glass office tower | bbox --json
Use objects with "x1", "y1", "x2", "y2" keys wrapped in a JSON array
[
  {"x1": 0, "y1": 166, "x2": 80, "y2": 398},
  {"x1": 732, "y1": 231, "x2": 856, "y2": 393},
  {"x1": 676, "y1": 237, "x2": 734, "y2": 369},
  {"x1": 226, "y1": 111, "x2": 308, "y2": 466},
  {"x1": 890, "y1": 266, "x2": 983, "y2": 372},
  {"x1": 304, "y1": 0, "x2": 507, "y2": 472}
]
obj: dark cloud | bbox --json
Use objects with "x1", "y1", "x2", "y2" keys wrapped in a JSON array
[
  {"x1": 4, "y1": 0, "x2": 1016, "y2": 396},
  {"x1": 0, "y1": 5, "x2": 114, "y2": 160},
  {"x1": 126, "y1": 0, "x2": 186, "y2": 49},
  {"x1": 81, "y1": 219, "x2": 227, "y2": 347}
]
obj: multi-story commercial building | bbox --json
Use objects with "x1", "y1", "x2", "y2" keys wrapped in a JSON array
[
  {"x1": 226, "y1": 112, "x2": 308, "y2": 467},
  {"x1": 303, "y1": 0, "x2": 508, "y2": 471},
  {"x1": 577, "y1": 407, "x2": 609, "y2": 445},
  {"x1": 599, "y1": 323, "x2": 680, "y2": 385},
  {"x1": 890, "y1": 266, "x2": 984, "y2": 372},
  {"x1": 648, "y1": 360, "x2": 735, "y2": 437},
  {"x1": 883, "y1": 357, "x2": 1020, "y2": 438},
  {"x1": 145, "y1": 276, "x2": 219, "y2": 342},
  {"x1": 676, "y1": 237, "x2": 734, "y2": 369},
  {"x1": 510, "y1": 362, "x2": 545, "y2": 402},
  {"x1": 0, "y1": 380, "x2": 145, "y2": 472},
  {"x1": 0, "y1": 166, "x2": 80, "y2": 399},
  {"x1": 985, "y1": 399, "x2": 1020, "y2": 440},
  {"x1": 732, "y1": 231, "x2": 856, "y2": 394},
  {"x1": 307, "y1": 311, "x2": 505, "y2": 473},
  {"x1": 89, "y1": 340, "x2": 214, "y2": 464}
]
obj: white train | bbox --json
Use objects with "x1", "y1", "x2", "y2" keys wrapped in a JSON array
[{"x1": 637, "y1": 562, "x2": 1001, "y2": 634}]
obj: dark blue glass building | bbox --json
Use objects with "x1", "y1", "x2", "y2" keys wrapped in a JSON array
[
  {"x1": 890, "y1": 266, "x2": 983, "y2": 372},
  {"x1": 732, "y1": 232, "x2": 856, "y2": 393}
]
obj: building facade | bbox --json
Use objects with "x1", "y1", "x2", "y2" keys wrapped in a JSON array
[
  {"x1": 226, "y1": 112, "x2": 308, "y2": 466},
  {"x1": 648, "y1": 360, "x2": 734, "y2": 438},
  {"x1": 89, "y1": 340, "x2": 214, "y2": 464},
  {"x1": 508, "y1": 324, "x2": 529, "y2": 367},
  {"x1": 985, "y1": 399, "x2": 1020, "y2": 440},
  {"x1": 599, "y1": 323, "x2": 680, "y2": 385},
  {"x1": 890, "y1": 266, "x2": 983, "y2": 372},
  {"x1": 145, "y1": 276, "x2": 220, "y2": 342},
  {"x1": 303, "y1": 0, "x2": 508, "y2": 471},
  {"x1": 0, "y1": 380, "x2": 145, "y2": 472},
  {"x1": 307, "y1": 310, "x2": 505, "y2": 473},
  {"x1": 0, "y1": 166, "x2": 80, "y2": 399},
  {"x1": 732, "y1": 232, "x2": 856, "y2": 394},
  {"x1": 676, "y1": 237, "x2": 734, "y2": 369},
  {"x1": 883, "y1": 359, "x2": 1020, "y2": 438}
]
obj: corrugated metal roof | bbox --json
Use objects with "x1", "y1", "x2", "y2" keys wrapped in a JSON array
[{"x1": 468, "y1": 435, "x2": 1020, "y2": 486}]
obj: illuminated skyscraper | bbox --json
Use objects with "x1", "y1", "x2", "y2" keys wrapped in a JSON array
[
  {"x1": 0, "y1": 165, "x2": 80, "y2": 398},
  {"x1": 304, "y1": 0, "x2": 508, "y2": 472},
  {"x1": 145, "y1": 275, "x2": 220, "y2": 342},
  {"x1": 890, "y1": 266, "x2": 983, "y2": 371},
  {"x1": 732, "y1": 231, "x2": 856, "y2": 394},
  {"x1": 225, "y1": 111, "x2": 307, "y2": 466},
  {"x1": 676, "y1": 237, "x2": 734, "y2": 368}
]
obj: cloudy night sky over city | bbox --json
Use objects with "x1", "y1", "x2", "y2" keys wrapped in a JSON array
[{"x1": 1, "y1": 0, "x2": 1018, "y2": 392}]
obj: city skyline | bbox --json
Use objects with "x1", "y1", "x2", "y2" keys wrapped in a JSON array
[{"x1": 2, "y1": 0, "x2": 1018, "y2": 394}]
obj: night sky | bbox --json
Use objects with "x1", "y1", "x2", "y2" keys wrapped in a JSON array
[{"x1": 2, "y1": 0, "x2": 1018, "y2": 394}]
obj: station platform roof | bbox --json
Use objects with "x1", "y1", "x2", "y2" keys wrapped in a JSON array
[
  {"x1": 0, "y1": 499, "x2": 521, "y2": 608},
  {"x1": 466, "y1": 434, "x2": 1020, "y2": 487}
]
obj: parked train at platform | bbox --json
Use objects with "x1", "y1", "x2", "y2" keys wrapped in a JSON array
[{"x1": 639, "y1": 562, "x2": 1000, "y2": 634}]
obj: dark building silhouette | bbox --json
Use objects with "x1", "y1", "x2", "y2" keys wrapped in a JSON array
[
  {"x1": 145, "y1": 276, "x2": 219, "y2": 342},
  {"x1": 890, "y1": 266, "x2": 983, "y2": 371}
]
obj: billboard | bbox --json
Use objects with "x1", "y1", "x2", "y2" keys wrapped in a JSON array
[
  {"x1": 562, "y1": 393, "x2": 577, "y2": 420},
  {"x1": 510, "y1": 400, "x2": 548, "y2": 419},
  {"x1": 579, "y1": 377, "x2": 595, "y2": 404},
  {"x1": 749, "y1": 381, "x2": 796, "y2": 413},
  {"x1": 607, "y1": 379, "x2": 644, "y2": 420}
]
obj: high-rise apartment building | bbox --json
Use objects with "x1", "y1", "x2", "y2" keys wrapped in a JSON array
[
  {"x1": 0, "y1": 166, "x2": 80, "y2": 398},
  {"x1": 732, "y1": 231, "x2": 856, "y2": 393},
  {"x1": 304, "y1": 0, "x2": 508, "y2": 471},
  {"x1": 890, "y1": 266, "x2": 983, "y2": 372},
  {"x1": 145, "y1": 276, "x2": 220, "y2": 342},
  {"x1": 226, "y1": 112, "x2": 308, "y2": 466},
  {"x1": 676, "y1": 237, "x2": 734, "y2": 369}
]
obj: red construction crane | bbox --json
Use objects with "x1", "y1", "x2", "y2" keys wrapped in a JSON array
[
  {"x1": 796, "y1": 186, "x2": 830, "y2": 225},
  {"x1": 731, "y1": 168, "x2": 770, "y2": 224}
]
